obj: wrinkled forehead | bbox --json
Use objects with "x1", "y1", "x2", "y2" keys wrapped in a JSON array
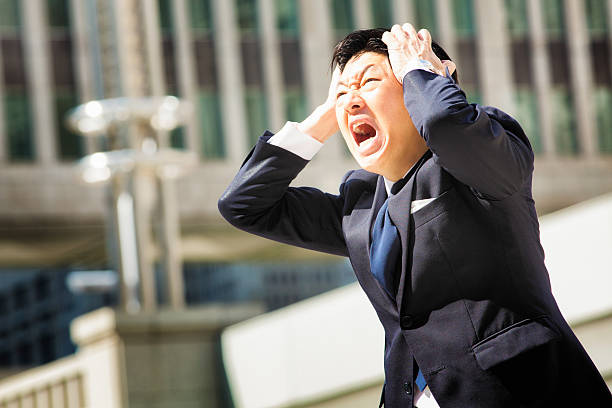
[{"x1": 339, "y1": 52, "x2": 391, "y2": 83}]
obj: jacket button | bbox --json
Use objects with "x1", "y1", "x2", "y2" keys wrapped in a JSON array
[
  {"x1": 403, "y1": 381, "x2": 412, "y2": 395},
  {"x1": 400, "y1": 314, "x2": 414, "y2": 329}
]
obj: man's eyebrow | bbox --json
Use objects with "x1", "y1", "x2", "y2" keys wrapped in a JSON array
[{"x1": 337, "y1": 64, "x2": 377, "y2": 87}]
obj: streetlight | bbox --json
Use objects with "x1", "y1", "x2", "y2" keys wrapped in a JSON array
[{"x1": 67, "y1": 96, "x2": 197, "y2": 313}]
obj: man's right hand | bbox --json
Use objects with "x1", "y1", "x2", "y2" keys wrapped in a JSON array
[{"x1": 297, "y1": 67, "x2": 341, "y2": 143}]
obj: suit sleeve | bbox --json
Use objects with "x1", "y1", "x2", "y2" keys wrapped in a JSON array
[
  {"x1": 218, "y1": 132, "x2": 349, "y2": 257},
  {"x1": 402, "y1": 69, "x2": 534, "y2": 200}
]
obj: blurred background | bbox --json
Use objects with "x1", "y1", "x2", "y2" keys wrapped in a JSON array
[{"x1": 0, "y1": 0, "x2": 610, "y2": 407}]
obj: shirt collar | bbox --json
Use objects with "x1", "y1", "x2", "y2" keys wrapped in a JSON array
[{"x1": 382, "y1": 150, "x2": 432, "y2": 196}]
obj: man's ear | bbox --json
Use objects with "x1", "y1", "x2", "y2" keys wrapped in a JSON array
[{"x1": 441, "y1": 60, "x2": 456, "y2": 76}]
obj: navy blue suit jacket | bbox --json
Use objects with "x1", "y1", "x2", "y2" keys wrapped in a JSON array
[{"x1": 219, "y1": 70, "x2": 611, "y2": 407}]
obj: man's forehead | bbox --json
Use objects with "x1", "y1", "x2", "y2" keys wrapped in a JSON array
[{"x1": 339, "y1": 52, "x2": 388, "y2": 83}]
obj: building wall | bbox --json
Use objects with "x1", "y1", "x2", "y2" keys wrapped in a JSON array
[{"x1": 0, "y1": 0, "x2": 612, "y2": 223}]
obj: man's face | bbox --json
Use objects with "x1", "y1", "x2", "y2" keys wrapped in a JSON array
[{"x1": 335, "y1": 52, "x2": 422, "y2": 178}]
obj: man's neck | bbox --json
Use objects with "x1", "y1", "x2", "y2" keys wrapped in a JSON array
[{"x1": 382, "y1": 145, "x2": 429, "y2": 182}]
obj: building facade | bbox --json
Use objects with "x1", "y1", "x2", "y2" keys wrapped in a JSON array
[{"x1": 0, "y1": 0, "x2": 611, "y2": 248}]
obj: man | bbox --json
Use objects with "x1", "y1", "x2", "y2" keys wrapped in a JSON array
[{"x1": 218, "y1": 25, "x2": 611, "y2": 407}]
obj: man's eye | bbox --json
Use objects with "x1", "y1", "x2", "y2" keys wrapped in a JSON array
[
  {"x1": 336, "y1": 92, "x2": 347, "y2": 98},
  {"x1": 363, "y1": 78, "x2": 379, "y2": 84}
]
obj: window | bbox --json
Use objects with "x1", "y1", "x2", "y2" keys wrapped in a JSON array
[
  {"x1": 185, "y1": 0, "x2": 225, "y2": 157},
  {"x1": 370, "y1": 0, "x2": 392, "y2": 28},
  {"x1": 451, "y1": 0, "x2": 480, "y2": 103},
  {"x1": 413, "y1": 0, "x2": 438, "y2": 39},
  {"x1": 276, "y1": 0, "x2": 306, "y2": 123},
  {"x1": 157, "y1": 0, "x2": 185, "y2": 149},
  {"x1": 504, "y1": 0, "x2": 529, "y2": 38},
  {"x1": 452, "y1": 0, "x2": 476, "y2": 38},
  {"x1": 584, "y1": 0, "x2": 612, "y2": 154},
  {"x1": 331, "y1": 0, "x2": 354, "y2": 39},
  {"x1": 237, "y1": 0, "x2": 269, "y2": 145},
  {"x1": 551, "y1": 88, "x2": 578, "y2": 155},
  {"x1": 542, "y1": 0, "x2": 565, "y2": 37},
  {"x1": 584, "y1": 0, "x2": 608, "y2": 36},
  {"x1": 48, "y1": 0, "x2": 82, "y2": 160},
  {"x1": 1, "y1": 0, "x2": 33, "y2": 161}
]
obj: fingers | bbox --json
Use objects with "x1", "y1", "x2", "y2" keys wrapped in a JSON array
[
  {"x1": 402, "y1": 23, "x2": 419, "y2": 41},
  {"x1": 418, "y1": 28, "x2": 432, "y2": 46}
]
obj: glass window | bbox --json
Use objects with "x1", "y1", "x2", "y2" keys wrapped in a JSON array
[
  {"x1": 158, "y1": 0, "x2": 174, "y2": 33},
  {"x1": 542, "y1": 0, "x2": 565, "y2": 37},
  {"x1": 370, "y1": 0, "x2": 392, "y2": 28},
  {"x1": 184, "y1": 0, "x2": 224, "y2": 157},
  {"x1": 48, "y1": 0, "x2": 82, "y2": 160},
  {"x1": 237, "y1": 0, "x2": 258, "y2": 33},
  {"x1": 331, "y1": 0, "x2": 354, "y2": 38},
  {"x1": 5, "y1": 91, "x2": 33, "y2": 161},
  {"x1": 0, "y1": 0, "x2": 20, "y2": 30},
  {"x1": 514, "y1": 88, "x2": 542, "y2": 154},
  {"x1": 594, "y1": 88, "x2": 612, "y2": 153},
  {"x1": 414, "y1": 0, "x2": 438, "y2": 39},
  {"x1": 245, "y1": 89, "x2": 268, "y2": 146},
  {"x1": 189, "y1": 0, "x2": 213, "y2": 31},
  {"x1": 199, "y1": 91, "x2": 225, "y2": 158},
  {"x1": 452, "y1": 0, "x2": 476, "y2": 37},
  {"x1": 585, "y1": 0, "x2": 608, "y2": 36},
  {"x1": 504, "y1": 0, "x2": 529, "y2": 38},
  {"x1": 47, "y1": 0, "x2": 70, "y2": 28},
  {"x1": 551, "y1": 88, "x2": 578, "y2": 155},
  {"x1": 284, "y1": 88, "x2": 306, "y2": 123},
  {"x1": 276, "y1": 0, "x2": 299, "y2": 36},
  {"x1": 54, "y1": 92, "x2": 82, "y2": 159}
]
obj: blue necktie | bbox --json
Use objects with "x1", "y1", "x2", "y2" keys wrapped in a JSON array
[
  {"x1": 369, "y1": 195, "x2": 428, "y2": 392},
  {"x1": 369, "y1": 199, "x2": 401, "y2": 297}
]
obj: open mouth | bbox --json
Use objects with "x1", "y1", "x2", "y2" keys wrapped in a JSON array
[
  {"x1": 350, "y1": 121, "x2": 382, "y2": 155},
  {"x1": 352, "y1": 123, "x2": 376, "y2": 145}
]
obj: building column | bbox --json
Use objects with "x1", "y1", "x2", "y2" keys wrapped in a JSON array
[
  {"x1": 527, "y1": 0, "x2": 555, "y2": 156},
  {"x1": 113, "y1": 0, "x2": 148, "y2": 97},
  {"x1": 173, "y1": 0, "x2": 202, "y2": 155},
  {"x1": 212, "y1": 0, "x2": 248, "y2": 163},
  {"x1": 70, "y1": 0, "x2": 98, "y2": 154},
  {"x1": 473, "y1": 0, "x2": 515, "y2": 114},
  {"x1": 22, "y1": 0, "x2": 57, "y2": 165},
  {"x1": 435, "y1": 0, "x2": 459, "y2": 63},
  {"x1": 392, "y1": 0, "x2": 415, "y2": 25},
  {"x1": 564, "y1": 0, "x2": 597, "y2": 156},
  {"x1": 298, "y1": 0, "x2": 344, "y2": 160},
  {"x1": 142, "y1": 0, "x2": 165, "y2": 98},
  {"x1": 258, "y1": 0, "x2": 285, "y2": 132},
  {"x1": 353, "y1": 0, "x2": 372, "y2": 29}
]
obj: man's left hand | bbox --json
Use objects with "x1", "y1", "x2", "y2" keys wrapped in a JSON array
[{"x1": 382, "y1": 23, "x2": 455, "y2": 84}]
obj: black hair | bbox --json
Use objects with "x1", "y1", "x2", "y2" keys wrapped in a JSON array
[{"x1": 331, "y1": 28, "x2": 459, "y2": 84}]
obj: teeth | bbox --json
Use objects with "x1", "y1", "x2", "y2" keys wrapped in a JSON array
[{"x1": 359, "y1": 136, "x2": 376, "y2": 148}]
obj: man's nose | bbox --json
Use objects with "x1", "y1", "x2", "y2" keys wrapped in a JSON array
[{"x1": 343, "y1": 91, "x2": 364, "y2": 113}]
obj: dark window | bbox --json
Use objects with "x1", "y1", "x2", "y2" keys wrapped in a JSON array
[
  {"x1": 510, "y1": 38, "x2": 533, "y2": 85},
  {"x1": 47, "y1": 0, "x2": 71, "y2": 28},
  {"x1": 547, "y1": 40, "x2": 571, "y2": 85},
  {"x1": 590, "y1": 39, "x2": 612, "y2": 87}
]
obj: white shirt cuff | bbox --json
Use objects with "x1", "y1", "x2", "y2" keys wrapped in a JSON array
[
  {"x1": 267, "y1": 121, "x2": 324, "y2": 161},
  {"x1": 400, "y1": 58, "x2": 436, "y2": 82}
]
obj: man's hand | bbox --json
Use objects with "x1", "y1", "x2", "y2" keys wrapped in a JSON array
[
  {"x1": 297, "y1": 67, "x2": 341, "y2": 143},
  {"x1": 382, "y1": 23, "x2": 456, "y2": 84}
]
